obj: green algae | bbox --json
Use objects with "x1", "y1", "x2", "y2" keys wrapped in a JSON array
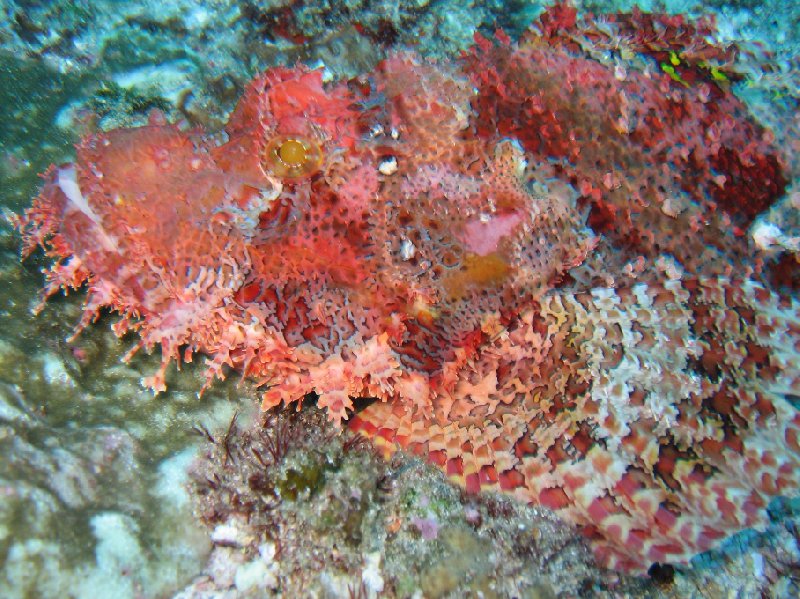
[
  {"x1": 0, "y1": 51, "x2": 84, "y2": 210},
  {"x1": 278, "y1": 460, "x2": 327, "y2": 502},
  {"x1": 88, "y1": 80, "x2": 172, "y2": 120}
]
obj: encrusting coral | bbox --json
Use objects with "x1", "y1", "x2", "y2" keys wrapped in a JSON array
[{"x1": 13, "y1": 2, "x2": 800, "y2": 573}]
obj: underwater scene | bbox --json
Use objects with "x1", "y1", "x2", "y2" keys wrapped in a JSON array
[{"x1": 1, "y1": 0, "x2": 799, "y2": 597}]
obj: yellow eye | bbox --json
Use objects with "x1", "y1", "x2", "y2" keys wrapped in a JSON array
[
  {"x1": 262, "y1": 135, "x2": 324, "y2": 179},
  {"x1": 279, "y1": 139, "x2": 307, "y2": 166}
]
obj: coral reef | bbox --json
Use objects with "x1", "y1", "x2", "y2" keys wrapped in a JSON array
[
  {"x1": 13, "y1": 0, "x2": 800, "y2": 575},
  {"x1": 181, "y1": 407, "x2": 643, "y2": 597},
  {"x1": 0, "y1": 237, "x2": 250, "y2": 598}
]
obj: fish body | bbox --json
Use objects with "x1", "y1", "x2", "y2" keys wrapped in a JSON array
[{"x1": 15, "y1": 8, "x2": 800, "y2": 571}]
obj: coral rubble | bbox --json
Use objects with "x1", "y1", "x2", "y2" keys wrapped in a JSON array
[{"x1": 183, "y1": 406, "x2": 635, "y2": 597}]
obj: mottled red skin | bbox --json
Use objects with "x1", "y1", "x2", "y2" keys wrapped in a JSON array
[{"x1": 16, "y1": 2, "x2": 798, "y2": 574}]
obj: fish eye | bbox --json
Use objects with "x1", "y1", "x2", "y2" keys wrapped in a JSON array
[{"x1": 262, "y1": 135, "x2": 324, "y2": 179}]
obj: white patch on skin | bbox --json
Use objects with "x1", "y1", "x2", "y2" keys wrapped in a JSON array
[
  {"x1": 57, "y1": 166, "x2": 120, "y2": 252},
  {"x1": 752, "y1": 219, "x2": 800, "y2": 253},
  {"x1": 400, "y1": 238, "x2": 416, "y2": 261},
  {"x1": 378, "y1": 156, "x2": 398, "y2": 176}
]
